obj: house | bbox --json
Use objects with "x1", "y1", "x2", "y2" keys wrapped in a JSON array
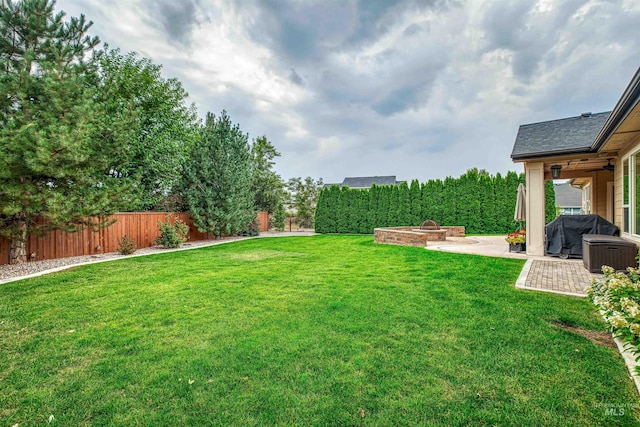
[
  {"x1": 554, "y1": 183, "x2": 583, "y2": 215},
  {"x1": 324, "y1": 176, "x2": 404, "y2": 189},
  {"x1": 511, "y1": 66, "x2": 640, "y2": 256}
]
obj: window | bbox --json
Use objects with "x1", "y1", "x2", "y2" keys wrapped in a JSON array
[
  {"x1": 624, "y1": 158, "x2": 630, "y2": 233},
  {"x1": 621, "y1": 154, "x2": 640, "y2": 236}
]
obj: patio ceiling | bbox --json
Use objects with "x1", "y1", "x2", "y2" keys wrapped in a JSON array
[{"x1": 541, "y1": 155, "x2": 615, "y2": 180}]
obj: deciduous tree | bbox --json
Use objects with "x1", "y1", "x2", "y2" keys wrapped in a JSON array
[{"x1": 98, "y1": 47, "x2": 199, "y2": 211}]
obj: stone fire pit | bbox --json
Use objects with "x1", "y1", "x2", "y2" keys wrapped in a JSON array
[{"x1": 374, "y1": 225, "x2": 465, "y2": 247}]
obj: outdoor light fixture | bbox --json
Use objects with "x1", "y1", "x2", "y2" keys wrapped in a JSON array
[{"x1": 550, "y1": 165, "x2": 562, "y2": 179}]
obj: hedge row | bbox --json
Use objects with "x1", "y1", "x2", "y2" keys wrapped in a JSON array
[{"x1": 314, "y1": 170, "x2": 556, "y2": 235}]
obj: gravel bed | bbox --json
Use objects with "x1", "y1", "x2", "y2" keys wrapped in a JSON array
[{"x1": 0, "y1": 231, "x2": 315, "y2": 282}]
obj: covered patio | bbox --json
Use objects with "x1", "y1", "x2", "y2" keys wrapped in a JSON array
[{"x1": 511, "y1": 67, "x2": 640, "y2": 258}]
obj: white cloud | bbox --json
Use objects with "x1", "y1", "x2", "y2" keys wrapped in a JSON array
[{"x1": 55, "y1": 0, "x2": 640, "y2": 183}]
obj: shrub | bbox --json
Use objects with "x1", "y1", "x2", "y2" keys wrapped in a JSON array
[
  {"x1": 155, "y1": 216, "x2": 189, "y2": 248},
  {"x1": 588, "y1": 264, "x2": 640, "y2": 372},
  {"x1": 239, "y1": 219, "x2": 260, "y2": 237},
  {"x1": 118, "y1": 235, "x2": 137, "y2": 255}
]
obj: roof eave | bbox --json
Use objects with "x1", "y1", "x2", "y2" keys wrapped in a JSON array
[
  {"x1": 591, "y1": 66, "x2": 640, "y2": 151},
  {"x1": 511, "y1": 146, "x2": 596, "y2": 162}
]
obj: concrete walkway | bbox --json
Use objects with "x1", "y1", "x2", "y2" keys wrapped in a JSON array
[{"x1": 425, "y1": 235, "x2": 597, "y2": 297}]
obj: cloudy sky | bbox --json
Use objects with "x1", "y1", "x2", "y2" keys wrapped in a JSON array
[{"x1": 56, "y1": 0, "x2": 639, "y2": 184}]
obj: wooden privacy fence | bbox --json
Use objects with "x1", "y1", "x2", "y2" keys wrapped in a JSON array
[{"x1": 0, "y1": 211, "x2": 269, "y2": 266}]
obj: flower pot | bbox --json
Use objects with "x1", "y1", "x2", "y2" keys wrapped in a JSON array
[{"x1": 509, "y1": 243, "x2": 526, "y2": 253}]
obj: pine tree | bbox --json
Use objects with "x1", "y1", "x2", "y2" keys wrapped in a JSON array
[
  {"x1": 182, "y1": 111, "x2": 255, "y2": 236},
  {"x1": 0, "y1": 0, "x2": 137, "y2": 264}
]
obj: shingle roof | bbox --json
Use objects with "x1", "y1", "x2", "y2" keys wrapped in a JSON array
[
  {"x1": 554, "y1": 183, "x2": 582, "y2": 207},
  {"x1": 511, "y1": 111, "x2": 610, "y2": 160},
  {"x1": 341, "y1": 176, "x2": 399, "y2": 188}
]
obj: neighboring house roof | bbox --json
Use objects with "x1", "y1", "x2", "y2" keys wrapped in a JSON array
[
  {"x1": 342, "y1": 176, "x2": 400, "y2": 188},
  {"x1": 511, "y1": 111, "x2": 611, "y2": 160},
  {"x1": 554, "y1": 183, "x2": 582, "y2": 207},
  {"x1": 325, "y1": 176, "x2": 403, "y2": 189}
]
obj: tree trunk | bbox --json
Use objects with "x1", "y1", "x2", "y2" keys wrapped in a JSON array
[{"x1": 9, "y1": 215, "x2": 27, "y2": 264}]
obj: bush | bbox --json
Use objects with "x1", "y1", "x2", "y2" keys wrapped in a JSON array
[
  {"x1": 155, "y1": 215, "x2": 189, "y2": 248},
  {"x1": 588, "y1": 264, "x2": 640, "y2": 373},
  {"x1": 118, "y1": 235, "x2": 137, "y2": 255},
  {"x1": 239, "y1": 219, "x2": 260, "y2": 237}
]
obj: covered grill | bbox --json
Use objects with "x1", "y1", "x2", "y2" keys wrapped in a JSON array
[{"x1": 545, "y1": 214, "x2": 619, "y2": 259}]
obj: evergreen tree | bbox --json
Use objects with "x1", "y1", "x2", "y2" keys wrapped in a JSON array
[
  {"x1": 0, "y1": 0, "x2": 137, "y2": 264},
  {"x1": 388, "y1": 185, "x2": 399, "y2": 226},
  {"x1": 545, "y1": 180, "x2": 557, "y2": 224},
  {"x1": 441, "y1": 177, "x2": 457, "y2": 227},
  {"x1": 367, "y1": 185, "x2": 379, "y2": 232},
  {"x1": 337, "y1": 187, "x2": 350, "y2": 233},
  {"x1": 182, "y1": 111, "x2": 255, "y2": 236},
  {"x1": 377, "y1": 186, "x2": 390, "y2": 227},
  {"x1": 410, "y1": 179, "x2": 422, "y2": 225},
  {"x1": 325, "y1": 185, "x2": 340, "y2": 233},
  {"x1": 397, "y1": 182, "x2": 411, "y2": 225},
  {"x1": 314, "y1": 188, "x2": 328, "y2": 233},
  {"x1": 358, "y1": 189, "x2": 369, "y2": 234},
  {"x1": 350, "y1": 190, "x2": 361, "y2": 233}
]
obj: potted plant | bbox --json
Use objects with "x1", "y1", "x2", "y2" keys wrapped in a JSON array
[{"x1": 506, "y1": 228, "x2": 526, "y2": 253}]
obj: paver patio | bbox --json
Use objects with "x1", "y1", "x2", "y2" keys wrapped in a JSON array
[{"x1": 426, "y1": 235, "x2": 598, "y2": 297}]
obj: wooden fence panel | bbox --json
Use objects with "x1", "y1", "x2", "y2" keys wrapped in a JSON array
[{"x1": 0, "y1": 211, "x2": 269, "y2": 265}]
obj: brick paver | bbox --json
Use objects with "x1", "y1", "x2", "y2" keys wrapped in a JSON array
[{"x1": 520, "y1": 259, "x2": 599, "y2": 296}]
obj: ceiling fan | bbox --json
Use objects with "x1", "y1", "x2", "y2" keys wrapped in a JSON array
[{"x1": 586, "y1": 158, "x2": 615, "y2": 172}]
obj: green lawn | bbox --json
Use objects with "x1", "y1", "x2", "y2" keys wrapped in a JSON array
[{"x1": 2, "y1": 235, "x2": 639, "y2": 426}]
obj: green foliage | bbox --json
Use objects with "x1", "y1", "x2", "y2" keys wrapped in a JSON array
[
  {"x1": 314, "y1": 170, "x2": 554, "y2": 234},
  {"x1": 182, "y1": 111, "x2": 256, "y2": 236},
  {"x1": 155, "y1": 215, "x2": 189, "y2": 248},
  {"x1": 409, "y1": 179, "x2": 422, "y2": 225},
  {"x1": 270, "y1": 203, "x2": 287, "y2": 231},
  {"x1": 286, "y1": 177, "x2": 323, "y2": 229},
  {"x1": 0, "y1": 0, "x2": 137, "y2": 263},
  {"x1": 397, "y1": 182, "x2": 411, "y2": 226},
  {"x1": 588, "y1": 265, "x2": 640, "y2": 369},
  {"x1": 97, "y1": 47, "x2": 200, "y2": 211},
  {"x1": 251, "y1": 136, "x2": 285, "y2": 216},
  {"x1": 117, "y1": 235, "x2": 137, "y2": 255},
  {"x1": 545, "y1": 180, "x2": 557, "y2": 223},
  {"x1": 239, "y1": 219, "x2": 260, "y2": 237}
]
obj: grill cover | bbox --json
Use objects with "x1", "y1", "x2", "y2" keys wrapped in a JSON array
[{"x1": 545, "y1": 214, "x2": 619, "y2": 258}]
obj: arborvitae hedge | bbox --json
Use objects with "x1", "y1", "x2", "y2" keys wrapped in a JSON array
[{"x1": 314, "y1": 170, "x2": 556, "y2": 234}]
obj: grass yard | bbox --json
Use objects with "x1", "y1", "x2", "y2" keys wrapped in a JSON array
[{"x1": 1, "y1": 235, "x2": 639, "y2": 426}]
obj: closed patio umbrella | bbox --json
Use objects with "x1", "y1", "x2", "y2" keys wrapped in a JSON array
[{"x1": 514, "y1": 183, "x2": 526, "y2": 222}]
